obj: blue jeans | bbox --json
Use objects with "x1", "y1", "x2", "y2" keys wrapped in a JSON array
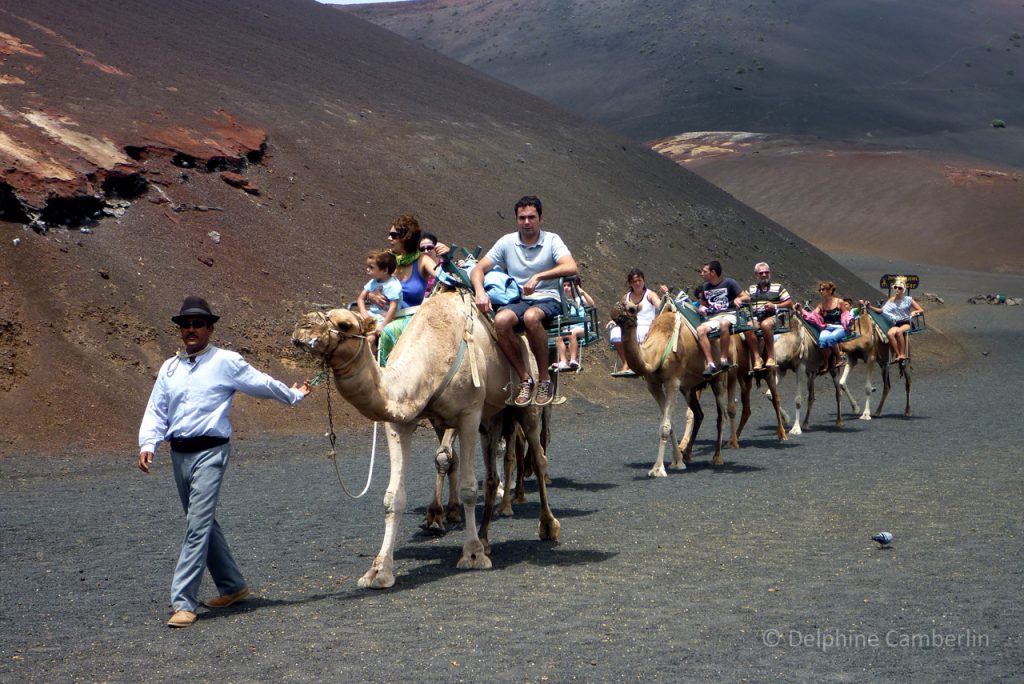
[
  {"x1": 818, "y1": 325, "x2": 846, "y2": 348},
  {"x1": 170, "y1": 444, "x2": 245, "y2": 612}
]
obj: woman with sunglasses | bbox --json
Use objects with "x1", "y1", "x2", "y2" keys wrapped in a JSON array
[
  {"x1": 859, "y1": 277, "x2": 923, "y2": 363},
  {"x1": 809, "y1": 280, "x2": 851, "y2": 375},
  {"x1": 370, "y1": 215, "x2": 445, "y2": 364},
  {"x1": 419, "y1": 232, "x2": 440, "y2": 292}
]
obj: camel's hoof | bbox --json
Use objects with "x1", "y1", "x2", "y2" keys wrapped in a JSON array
[
  {"x1": 421, "y1": 510, "x2": 447, "y2": 533},
  {"x1": 457, "y1": 551, "x2": 493, "y2": 570},
  {"x1": 357, "y1": 568, "x2": 395, "y2": 590},
  {"x1": 457, "y1": 541, "x2": 492, "y2": 570},
  {"x1": 538, "y1": 517, "x2": 561, "y2": 541},
  {"x1": 543, "y1": 474, "x2": 552, "y2": 485},
  {"x1": 778, "y1": 432, "x2": 789, "y2": 442},
  {"x1": 790, "y1": 426, "x2": 802, "y2": 436},
  {"x1": 726, "y1": 440, "x2": 740, "y2": 449},
  {"x1": 496, "y1": 502, "x2": 514, "y2": 517},
  {"x1": 682, "y1": 452, "x2": 693, "y2": 465},
  {"x1": 648, "y1": 466, "x2": 668, "y2": 478},
  {"x1": 712, "y1": 455, "x2": 725, "y2": 466},
  {"x1": 444, "y1": 505, "x2": 462, "y2": 523},
  {"x1": 858, "y1": 414, "x2": 872, "y2": 421},
  {"x1": 668, "y1": 461, "x2": 687, "y2": 471}
]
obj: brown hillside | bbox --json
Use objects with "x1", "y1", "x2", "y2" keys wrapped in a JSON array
[
  {"x1": 0, "y1": 0, "x2": 873, "y2": 455},
  {"x1": 652, "y1": 133, "x2": 1024, "y2": 275}
]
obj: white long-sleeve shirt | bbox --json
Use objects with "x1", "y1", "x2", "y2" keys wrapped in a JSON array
[{"x1": 138, "y1": 346, "x2": 304, "y2": 452}]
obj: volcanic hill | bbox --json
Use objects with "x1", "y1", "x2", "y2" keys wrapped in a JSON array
[
  {"x1": 348, "y1": 0, "x2": 1024, "y2": 276},
  {"x1": 347, "y1": 0, "x2": 1024, "y2": 166},
  {"x1": 1, "y1": 0, "x2": 874, "y2": 454}
]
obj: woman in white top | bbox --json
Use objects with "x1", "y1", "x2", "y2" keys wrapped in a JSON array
[
  {"x1": 608, "y1": 268, "x2": 662, "y2": 376},
  {"x1": 860, "y1": 277, "x2": 923, "y2": 363}
]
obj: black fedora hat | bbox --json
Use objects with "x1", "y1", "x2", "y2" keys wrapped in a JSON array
[{"x1": 171, "y1": 296, "x2": 220, "y2": 326}]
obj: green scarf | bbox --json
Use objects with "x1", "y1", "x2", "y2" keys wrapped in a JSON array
[{"x1": 393, "y1": 250, "x2": 421, "y2": 267}]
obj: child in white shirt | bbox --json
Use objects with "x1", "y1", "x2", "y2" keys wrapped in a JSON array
[{"x1": 357, "y1": 249, "x2": 402, "y2": 357}]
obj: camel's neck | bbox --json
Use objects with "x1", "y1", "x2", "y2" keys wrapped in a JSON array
[
  {"x1": 327, "y1": 339, "x2": 434, "y2": 424},
  {"x1": 620, "y1": 320, "x2": 659, "y2": 375}
]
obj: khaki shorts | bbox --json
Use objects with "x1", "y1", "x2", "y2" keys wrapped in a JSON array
[{"x1": 701, "y1": 311, "x2": 738, "y2": 333}]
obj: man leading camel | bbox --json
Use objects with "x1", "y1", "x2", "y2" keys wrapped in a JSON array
[
  {"x1": 743, "y1": 261, "x2": 793, "y2": 372},
  {"x1": 472, "y1": 195, "x2": 577, "y2": 407},
  {"x1": 138, "y1": 296, "x2": 310, "y2": 628},
  {"x1": 695, "y1": 260, "x2": 748, "y2": 377}
]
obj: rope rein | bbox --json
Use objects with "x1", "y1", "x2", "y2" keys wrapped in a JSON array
[{"x1": 306, "y1": 317, "x2": 377, "y2": 500}]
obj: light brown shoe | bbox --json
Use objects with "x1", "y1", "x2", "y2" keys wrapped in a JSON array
[
  {"x1": 167, "y1": 610, "x2": 198, "y2": 628},
  {"x1": 512, "y1": 379, "x2": 534, "y2": 407},
  {"x1": 534, "y1": 380, "x2": 554, "y2": 407},
  {"x1": 203, "y1": 586, "x2": 251, "y2": 609}
]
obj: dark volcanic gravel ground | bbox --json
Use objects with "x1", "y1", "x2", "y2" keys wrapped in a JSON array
[{"x1": 2, "y1": 262, "x2": 1022, "y2": 683}]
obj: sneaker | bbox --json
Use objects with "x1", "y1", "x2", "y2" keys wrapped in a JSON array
[
  {"x1": 203, "y1": 586, "x2": 251, "y2": 609},
  {"x1": 703, "y1": 363, "x2": 719, "y2": 378},
  {"x1": 568, "y1": 359, "x2": 580, "y2": 371},
  {"x1": 513, "y1": 379, "x2": 535, "y2": 407},
  {"x1": 719, "y1": 359, "x2": 733, "y2": 370},
  {"x1": 534, "y1": 380, "x2": 554, "y2": 406}
]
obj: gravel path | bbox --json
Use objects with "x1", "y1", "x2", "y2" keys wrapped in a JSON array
[{"x1": 2, "y1": 261, "x2": 1022, "y2": 683}]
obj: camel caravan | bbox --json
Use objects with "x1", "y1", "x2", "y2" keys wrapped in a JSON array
[{"x1": 291, "y1": 202, "x2": 926, "y2": 588}]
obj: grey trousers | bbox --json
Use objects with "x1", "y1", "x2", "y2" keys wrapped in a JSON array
[{"x1": 169, "y1": 443, "x2": 245, "y2": 612}]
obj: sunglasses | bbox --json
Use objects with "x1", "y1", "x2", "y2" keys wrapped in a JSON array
[
  {"x1": 893, "y1": 286, "x2": 904, "y2": 290},
  {"x1": 818, "y1": 287, "x2": 831, "y2": 292},
  {"x1": 388, "y1": 231, "x2": 402, "y2": 239},
  {"x1": 419, "y1": 244, "x2": 435, "y2": 251},
  {"x1": 178, "y1": 319, "x2": 209, "y2": 330}
]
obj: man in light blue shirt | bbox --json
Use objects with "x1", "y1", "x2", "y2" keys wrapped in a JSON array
[
  {"x1": 138, "y1": 296, "x2": 310, "y2": 628},
  {"x1": 471, "y1": 196, "x2": 577, "y2": 407}
]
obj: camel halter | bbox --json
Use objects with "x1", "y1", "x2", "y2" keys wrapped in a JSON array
[{"x1": 308, "y1": 313, "x2": 376, "y2": 499}]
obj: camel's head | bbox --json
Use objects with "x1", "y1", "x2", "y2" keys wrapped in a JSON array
[
  {"x1": 612, "y1": 300, "x2": 639, "y2": 327},
  {"x1": 291, "y1": 308, "x2": 375, "y2": 358}
]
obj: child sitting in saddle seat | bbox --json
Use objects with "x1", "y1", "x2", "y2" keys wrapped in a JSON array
[
  {"x1": 550, "y1": 279, "x2": 595, "y2": 372},
  {"x1": 357, "y1": 249, "x2": 402, "y2": 358}
]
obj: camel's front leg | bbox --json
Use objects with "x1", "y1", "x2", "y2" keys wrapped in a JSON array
[
  {"x1": 456, "y1": 412, "x2": 491, "y2": 571},
  {"x1": 359, "y1": 421, "x2": 414, "y2": 589},
  {"x1": 477, "y1": 414, "x2": 504, "y2": 551},
  {"x1": 729, "y1": 372, "x2": 753, "y2": 448},
  {"x1": 902, "y1": 360, "x2": 913, "y2": 417},
  {"x1": 763, "y1": 370, "x2": 788, "y2": 441},
  {"x1": 724, "y1": 370, "x2": 741, "y2": 448},
  {"x1": 678, "y1": 391, "x2": 703, "y2": 465},
  {"x1": 803, "y1": 364, "x2": 817, "y2": 431},
  {"x1": 710, "y1": 376, "x2": 728, "y2": 465},
  {"x1": 646, "y1": 378, "x2": 679, "y2": 477},
  {"x1": 838, "y1": 360, "x2": 861, "y2": 415},
  {"x1": 521, "y1": 406, "x2": 560, "y2": 541},
  {"x1": 857, "y1": 360, "x2": 875, "y2": 420},
  {"x1": 827, "y1": 366, "x2": 844, "y2": 427},
  {"x1": 874, "y1": 361, "x2": 892, "y2": 416}
]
